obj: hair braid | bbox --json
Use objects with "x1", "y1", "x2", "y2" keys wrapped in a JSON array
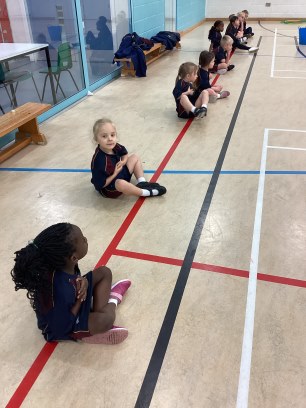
[{"x1": 11, "y1": 223, "x2": 75, "y2": 312}]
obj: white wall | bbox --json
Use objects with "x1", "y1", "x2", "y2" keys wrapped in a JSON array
[{"x1": 206, "y1": 0, "x2": 306, "y2": 19}]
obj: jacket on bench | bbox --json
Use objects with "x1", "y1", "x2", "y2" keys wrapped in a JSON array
[
  {"x1": 114, "y1": 32, "x2": 153, "y2": 77},
  {"x1": 150, "y1": 31, "x2": 181, "y2": 50}
]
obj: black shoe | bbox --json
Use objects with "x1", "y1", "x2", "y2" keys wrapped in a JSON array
[
  {"x1": 136, "y1": 181, "x2": 160, "y2": 189},
  {"x1": 194, "y1": 106, "x2": 207, "y2": 119},
  {"x1": 146, "y1": 184, "x2": 167, "y2": 196},
  {"x1": 227, "y1": 64, "x2": 235, "y2": 71}
]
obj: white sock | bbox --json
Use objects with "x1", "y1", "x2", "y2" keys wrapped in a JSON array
[
  {"x1": 137, "y1": 177, "x2": 146, "y2": 183},
  {"x1": 108, "y1": 298, "x2": 118, "y2": 306},
  {"x1": 141, "y1": 189, "x2": 159, "y2": 197},
  {"x1": 201, "y1": 104, "x2": 207, "y2": 108},
  {"x1": 191, "y1": 106, "x2": 196, "y2": 113},
  {"x1": 217, "y1": 94, "x2": 221, "y2": 99}
]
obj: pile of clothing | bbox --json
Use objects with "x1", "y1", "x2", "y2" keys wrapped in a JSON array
[{"x1": 114, "y1": 31, "x2": 180, "y2": 77}]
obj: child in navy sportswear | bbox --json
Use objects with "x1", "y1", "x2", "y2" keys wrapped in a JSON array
[
  {"x1": 208, "y1": 20, "x2": 224, "y2": 52},
  {"x1": 212, "y1": 35, "x2": 235, "y2": 75},
  {"x1": 11, "y1": 223, "x2": 131, "y2": 344},
  {"x1": 91, "y1": 118, "x2": 166, "y2": 198},
  {"x1": 173, "y1": 62, "x2": 209, "y2": 119},
  {"x1": 197, "y1": 51, "x2": 230, "y2": 103}
]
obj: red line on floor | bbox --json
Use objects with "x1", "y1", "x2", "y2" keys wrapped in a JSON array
[
  {"x1": 114, "y1": 248, "x2": 306, "y2": 289},
  {"x1": 6, "y1": 342, "x2": 58, "y2": 408},
  {"x1": 113, "y1": 248, "x2": 184, "y2": 266},
  {"x1": 6, "y1": 118, "x2": 195, "y2": 407},
  {"x1": 257, "y1": 273, "x2": 306, "y2": 288}
]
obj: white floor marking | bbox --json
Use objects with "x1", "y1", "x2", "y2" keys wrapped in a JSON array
[
  {"x1": 236, "y1": 129, "x2": 269, "y2": 408},
  {"x1": 268, "y1": 145, "x2": 306, "y2": 151},
  {"x1": 271, "y1": 28, "x2": 277, "y2": 77},
  {"x1": 273, "y1": 76, "x2": 306, "y2": 79},
  {"x1": 274, "y1": 70, "x2": 306, "y2": 73},
  {"x1": 268, "y1": 128, "x2": 306, "y2": 133}
]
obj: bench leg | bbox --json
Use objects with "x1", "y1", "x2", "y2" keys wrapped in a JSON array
[
  {"x1": 121, "y1": 61, "x2": 136, "y2": 77},
  {"x1": 16, "y1": 118, "x2": 47, "y2": 145}
]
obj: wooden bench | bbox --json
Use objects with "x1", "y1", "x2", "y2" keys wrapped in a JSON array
[
  {"x1": 114, "y1": 42, "x2": 181, "y2": 77},
  {"x1": 0, "y1": 102, "x2": 51, "y2": 164}
]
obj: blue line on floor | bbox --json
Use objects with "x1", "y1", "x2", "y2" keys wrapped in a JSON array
[{"x1": 1, "y1": 168, "x2": 306, "y2": 175}]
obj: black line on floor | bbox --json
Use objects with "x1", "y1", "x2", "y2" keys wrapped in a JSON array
[
  {"x1": 134, "y1": 37, "x2": 262, "y2": 408},
  {"x1": 258, "y1": 20, "x2": 294, "y2": 38},
  {"x1": 294, "y1": 36, "x2": 306, "y2": 58}
]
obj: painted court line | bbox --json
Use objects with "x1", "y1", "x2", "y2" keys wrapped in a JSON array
[
  {"x1": 6, "y1": 342, "x2": 58, "y2": 408},
  {"x1": 268, "y1": 145, "x2": 306, "y2": 151},
  {"x1": 274, "y1": 69, "x2": 306, "y2": 72},
  {"x1": 1, "y1": 167, "x2": 306, "y2": 175},
  {"x1": 236, "y1": 128, "x2": 268, "y2": 408},
  {"x1": 135, "y1": 43, "x2": 260, "y2": 408},
  {"x1": 114, "y1": 249, "x2": 306, "y2": 289},
  {"x1": 271, "y1": 28, "x2": 277, "y2": 77}
]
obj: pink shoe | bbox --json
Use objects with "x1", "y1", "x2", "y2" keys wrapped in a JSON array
[
  {"x1": 219, "y1": 90, "x2": 230, "y2": 99},
  {"x1": 82, "y1": 326, "x2": 128, "y2": 345},
  {"x1": 110, "y1": 279, "x2": 131, "y2": 304}
]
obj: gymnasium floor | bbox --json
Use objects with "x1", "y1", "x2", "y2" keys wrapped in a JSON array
[{"x1": 1, "y1": 21, "x2": 306, "y2": 408}]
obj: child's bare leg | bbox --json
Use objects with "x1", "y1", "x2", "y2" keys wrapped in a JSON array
[
  {"x1": 180, "y1": 94, "x2": 194, "y2": 113},
  {"x1": 195, "y1": 90, "x2": 209, "y2": 108},
  {"x1": 126, "y1": 153, "x2": 144, "y2": 179},
  {"x1": 115, "y1": 179, "x2": 142, "y2": 196},
  {"x1": 207, "y1": 88, "x2": 218, "y2": 97},
  {"x1": 217, "y1": 62, "x2": 228, "y2": 70},
  {"x1": 212, "y1": 84, "x2": 223, "y2": 93},
  {"x1": 88, "y1": 266, "x2": 116, "y2": 334}
]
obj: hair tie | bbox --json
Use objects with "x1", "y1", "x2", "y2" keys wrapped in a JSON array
[{"x1": 28, "y1": 240, "x2": 39, "y2": 250}]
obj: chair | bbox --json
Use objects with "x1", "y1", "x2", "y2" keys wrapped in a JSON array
[
  {"x1": 39, "y1": 42, "x2": 79, "y2": 101},
  {"x1": 0, "y1": 63, "x2": 41, "y2": 108}
]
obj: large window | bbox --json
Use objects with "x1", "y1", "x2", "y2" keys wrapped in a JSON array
[
  {"x1": 0, "y1": 0, "x2": 130, "y2": 113},
  {"x1": 81, "y1": 0, "x2": 130, "y2": 85}
]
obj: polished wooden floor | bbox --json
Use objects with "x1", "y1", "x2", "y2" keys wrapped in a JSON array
[{"x1": 1, "y1": 21, "x2": 306, "y2": 408}]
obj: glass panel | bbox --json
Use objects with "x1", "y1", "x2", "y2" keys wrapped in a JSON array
[
  {"x1": 81, "y1": 0, "x2": 130, "y2": 85},
  {"x1": 0, "y1": 0, "x2": 85, "y2": 112}
]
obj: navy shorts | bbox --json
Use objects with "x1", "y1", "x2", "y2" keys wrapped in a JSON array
[{"x1": 100, "y1": 165, "x2": 132, "y2": 198}]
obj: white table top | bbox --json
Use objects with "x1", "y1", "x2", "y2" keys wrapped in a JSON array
[{"x1": 0, "y1": 43, "x2": 49, "y2": 62}]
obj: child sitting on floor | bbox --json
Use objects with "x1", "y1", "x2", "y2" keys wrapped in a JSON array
[
  {"x1": 225, "y1": 15, "x2": 258, "y2": 53},
  {"x1": 172, "y1": 62, "x2": 209, "y2": 119},
  {"x1": 11, "y1": 223, "x2": 131, "y2": 344},
  {"x1": 212, "y1": 35, "x2": 235, "y2": 75},
  {"x1": 197, "y1": 50, "x2": 230, "y2": 103},
  {"x1": 91, "y1": 118, "x2": 166, "y2": 198},
  {"x1": 241, "y1": 10, "x2": 254, "y2": 38},
  {"x1": 208, "y1": 20, "x2": 224, "y2": 52}
]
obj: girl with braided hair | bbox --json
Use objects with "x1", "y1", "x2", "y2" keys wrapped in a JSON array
[{"x1": 11, "y1": 223, "x2": 131, "y2": 344}]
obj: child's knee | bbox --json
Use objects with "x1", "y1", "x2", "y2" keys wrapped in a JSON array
[
  {"x1": 94, "y1": 265, "x2": 112, "y2": 280},
  {"x1": 129, "y1": 153, "x2": 140, "y2": 162},
  {"x1": 115, "y1": 179, "x2": 126, "y2": 191}
]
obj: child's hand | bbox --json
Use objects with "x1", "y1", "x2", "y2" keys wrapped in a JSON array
[
  {"x1": 113, "y1": 161, "x2": 123, "y2": 176},
  {"x1": 76, "y1": 277, "x2": 88, "y2": 302},
  {"x1": 187, "y1": 86, "x2": 194, "y2": 95},
  {"x1": 237, "y1": 31, "x2": 243, "y2": 38}
]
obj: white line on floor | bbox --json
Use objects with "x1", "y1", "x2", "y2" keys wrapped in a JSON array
[
  {"x1": 268, "y1": 145, "x2": 306, "y2": 151},
  {"x1": 236, "y1": 128, "x2": 269, "y2": 408},
  {"x1": 271, "y1": 28, "x2": 277, "y2": 77}
]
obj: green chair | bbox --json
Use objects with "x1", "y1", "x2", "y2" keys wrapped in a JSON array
[
  {"x1": 39, "y1": 42, "x2": 79, "y2": 101},
  {"x1": 0, "y1": 63, "x2": 41, "y2": 108}
]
